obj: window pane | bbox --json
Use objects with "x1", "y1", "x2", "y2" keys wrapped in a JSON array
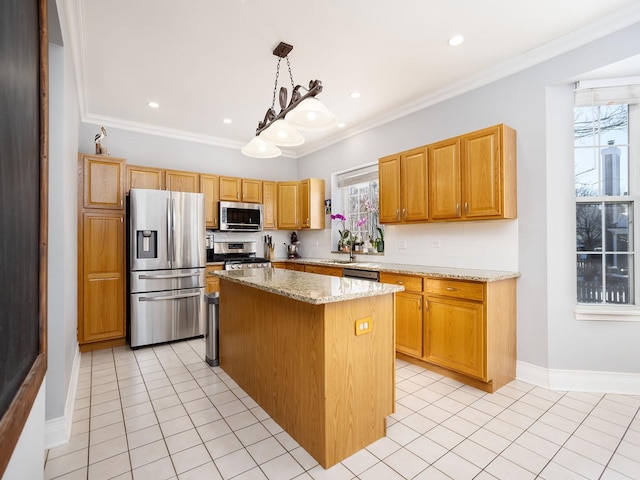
[
  {"x1": 577, "y1": 254, "x2": 603, "y2": 303},
  {"x1": 606, "y1": 254, "x2": 633, "y2": 304},
  {"x1": 576, "y1": 203, "x2": 602, "y2": 251},
  {"x1": 605, "y1": 203, "x2": 631, "y2": 252},
  {"x1": 574, "y1": 104, "x2": 629, "y2": 197}
]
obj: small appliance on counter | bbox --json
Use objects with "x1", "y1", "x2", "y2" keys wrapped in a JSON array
[{"x1": 286, "y1": 231, "x2": 301, "y2": 259}]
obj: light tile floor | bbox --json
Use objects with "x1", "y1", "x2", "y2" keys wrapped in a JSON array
[{"x1": 43, "y1": 339, "x2": 640, "y2": 480}]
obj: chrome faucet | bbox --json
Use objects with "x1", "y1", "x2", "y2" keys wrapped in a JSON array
[{"x1": 348, "y1": 231, "x2": 355, "y2": 262}]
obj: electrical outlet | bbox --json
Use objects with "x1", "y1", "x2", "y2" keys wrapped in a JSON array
[
  {"x1": 314, "y1": 241, "x2": 319, "y2": 247},
  {"x1": 355, "y1": 317, "x2": 373, "y2": 336},
  {"x1": 431, "y1": 240, "x2": 441, "y2": 248},
  {"x1": 399, "y1": 240, "x2": 407, "y2": 249}
]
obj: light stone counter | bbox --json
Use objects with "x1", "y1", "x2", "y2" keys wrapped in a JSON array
[
  {"x1": 215, "y1": 268, "x2": 404, "y2": 305},
  {"x1": 274, "y1": 258, "x2": 520, "y2": 282}
]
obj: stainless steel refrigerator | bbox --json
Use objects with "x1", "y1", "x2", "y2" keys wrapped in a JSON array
[{"x1": 129, "y1": 188, "x2": 206, "y2": 348}]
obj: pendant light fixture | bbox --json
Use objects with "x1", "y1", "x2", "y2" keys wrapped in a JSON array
[{"x1": 242, "y1": 42, "x2": 335, "y2": 158}]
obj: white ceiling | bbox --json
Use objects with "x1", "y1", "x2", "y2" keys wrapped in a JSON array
[{"x1": 69, "y1": 0, "x2": 640, "y2": 157}]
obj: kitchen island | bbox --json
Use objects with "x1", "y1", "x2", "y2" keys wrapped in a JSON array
[{"x1": 215, "y1": 268, "x2": 404, "y2": 468}]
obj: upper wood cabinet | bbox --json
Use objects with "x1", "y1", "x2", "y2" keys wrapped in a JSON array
[
  {"x1": 379, "y1": 147, "x2": 428, "y2": 224},
  {"x1": 219, "y1": 176, "x2": 262, "y2": 203},
  {"x1": 277, "y1": 179, "x2": 325, "y2": 230},
  {"x1": 300, "y1": 178, "x2": 325, "y2": 229},
  {"x1": 242, "y1": 179, "x2": 263, "y2": 203},
  {"x1": 165, "y1": 169, "x2": 200, "y2": 193},
  {"x1": 126, "y1": 165, "x2": 165, "y2": 193},
  {"x1": 219, "y1": 176, "x2": 242, "y2": 201},
  {"x1": 263, "y1": 181, "x2": 277, "y2": 230},
  {"x1": 277, "y1": 181, "x2": 300, "y2": 229},
  {"x1": 428, "y1": 124, "x2": 517, "y2": 221},
  {"x1": 81, "y1": 155, "x2": 125, "y2": 210},
  {"x1": 200, "y1": 174, "x2": 220, "y2": 229}
]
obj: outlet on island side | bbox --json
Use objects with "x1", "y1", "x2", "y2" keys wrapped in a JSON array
[
  {"x1": 355, "y1": 317, "x2": 373, "y2": 336},
  {"x1": 399, "y1": 240, "x2": 407, "y2": 249}
]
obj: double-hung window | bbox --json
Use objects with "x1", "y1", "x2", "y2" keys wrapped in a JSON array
[
  {"x1": 333, "y1": 164, "x2": 380, "y2": 249},
  {"x1": 575, "y1": 83, "x2": 640, "y2": 317}
]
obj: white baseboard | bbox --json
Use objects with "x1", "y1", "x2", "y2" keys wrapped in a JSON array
[
  {"x1": 517, "y1": 361, "x2": 640, "y2": 394},
  {"x1": 44, "y1": 344, "x2": 81, "y2": 449}
]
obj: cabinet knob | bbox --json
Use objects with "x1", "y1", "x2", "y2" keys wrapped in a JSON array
[
  {"x1": 456, "y1": 203, "x2": 460, "y2": 217},
  {"x1": 464, "y1": 202, "x2": 468, "y2": 214},
  {"x1": 396, "y1": 281, "x2": 404, "y2": 284},
  {"x1": 418, "y1": 298, "x2": 422, "y2": 310},
  {"x1": 402, "y1": 208, "x2": 406, "y2": 219},
  {"x1": 446, "y1": 287, "x2": 457, "y2": 291},
  {"x1": 396, "y1": 209, "x2": 400, "y2": 220}
]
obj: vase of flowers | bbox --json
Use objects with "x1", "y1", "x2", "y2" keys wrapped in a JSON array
[{"x1": 331, "y1": 213, "x2": 350, "y2": 251}]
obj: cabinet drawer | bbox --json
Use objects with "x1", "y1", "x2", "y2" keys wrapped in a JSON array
[
  {"x1": 380, "y1": 273, "x2": 423, "y2": 292},
  {"x1": 426, "y1": 278, "x2": 484, "y2": 301}
]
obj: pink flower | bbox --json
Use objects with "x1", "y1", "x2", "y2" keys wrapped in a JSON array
[{"x1": 356, "y1": 217, "x2": 367, "y2": 227}]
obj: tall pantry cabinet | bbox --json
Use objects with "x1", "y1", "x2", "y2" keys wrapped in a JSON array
[{"x1": 77, "y1": 154, "x2": 127, "y2": 351}]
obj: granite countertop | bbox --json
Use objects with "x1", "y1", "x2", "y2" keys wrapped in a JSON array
[
  {"x1": 273, "y1": 258, "x2": 520, "y2": 282},
  {"x1": 215, "y1": 268, "x2": 404, "y2": 305}
]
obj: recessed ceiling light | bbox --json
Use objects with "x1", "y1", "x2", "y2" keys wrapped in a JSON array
[
  {"x1": 337, "y1": 122, "x2": 346, "y2": 128},
  {"x1": 148, "y1": 101, "x2": 160, "y2": 108},
  {"x1": 448, "y1": 35, "x2": 464, "y2": 47},
  {"x1": 223, "y1": 118, "x2": 232, "y2": 124},
  {"x1": 350, "y1": 92, "x2": 361, "y2": 99}
]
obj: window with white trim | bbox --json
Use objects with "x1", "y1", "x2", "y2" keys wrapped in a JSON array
[{"x1": 575, "y1": 84, "x2": 639, "y2": 310}]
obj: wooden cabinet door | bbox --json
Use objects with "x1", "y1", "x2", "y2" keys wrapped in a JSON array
[
  {"x1": 304, "y1": 265, "x2": 343, "y2": 277},
  {"x1": 80, "y1": 211, "x2": 125, "y2": 343},
  {"x1": 277, "y1": 181, "x2": 300, "y2": 229},
  {"x1": 379, "y1": 154, "x2": 401, "y2": 223},
  {"x1": 165, "y1": 170, "x2": 199, "y2": 192},
  {"x1": 263, "y1": 181, "x2": 277, "y2": 230},
  {"x1": 396, "y1": 292, "x2": 424, "y2": 358},
  {"x1": 126, "y1": 165, "x2": 165, "y2": 193},
  {"x1": 82, "y1": 155, "x2": 125, "y2": 209},
  {"x1": 425, "y1": 296, "x2": 485, "y2": 379},
  {"x1": 300, "y1": 179, "x2": 310, "y2": 228},
  {"x1": 205, "y1": 265, "x2": 222, "y2": 293},
  {"x1": 242, "y1": 179, "x2": 263, "y2": 203},
  {"x1": 461, "y1": 126, "x2": 502, "y2": 219},
  {"x1": 219, "y1": 176, "x2": 242, "y2": 201},
  {"x1": 200, "y1": 174, "x2": 219, "y2": 229},
  {"x1": 428, "y1": 138, "x2": 461, "y2": 220},
  {"x1": 401, "y1": 147, "x2": 429, "y2": 222}
]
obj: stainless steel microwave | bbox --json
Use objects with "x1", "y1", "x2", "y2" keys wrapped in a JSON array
[{"x1": 219, "y1": 201, "x2": 263, "y2": 232}]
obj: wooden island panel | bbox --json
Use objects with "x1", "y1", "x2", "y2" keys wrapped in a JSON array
[{"x1": 219, "y1": 278, "x2": 395, "y2": 468}]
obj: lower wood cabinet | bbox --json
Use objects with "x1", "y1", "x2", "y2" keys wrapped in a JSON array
[
  {"x1": 381, "y1": 272, "x2": 517, "y2": 392},
  {"x1": 304, "y1": 265, "x2": 343, "y2": 277},
  {"x1": 272, "y1": 261, "x2": 305, "y2": 271},
  {"x1": 380, "y1": 272, "x2": 424, "y2": 358},
  {"x1": 206, "y1": 265, "x2": 223, "y2": 293},
  {"x1": 78, "y1": 211, "x2": 125, "y2": 349}
]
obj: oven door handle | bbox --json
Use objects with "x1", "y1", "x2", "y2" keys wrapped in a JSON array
[
  {"x1": 138, "y1": 292, "x2": 201, "y2": 302},
  {"x1": 138, "y1": 272, "x2": 201, "y2": 280}
]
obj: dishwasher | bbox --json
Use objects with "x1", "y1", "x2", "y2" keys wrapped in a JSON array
[{"x1": 342, "y1": 267, "x2": 380, "y2": 282}]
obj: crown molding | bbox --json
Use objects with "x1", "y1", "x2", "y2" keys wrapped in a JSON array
[
  {"x1": 298, "y1": 3, "x2": 640, "y2": 158},
  {"x1": 63, "y1": 0, "x2": 640, "y2": 160},
  {"x1": 82, "y1": 115, "x2": 299, "y2": 158}
]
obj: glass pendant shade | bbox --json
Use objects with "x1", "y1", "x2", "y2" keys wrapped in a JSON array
[
  {"x1": 286, "y1": 97, "x2": 336, "y2": 131},
  {"x1": 241, "y1": 136, "x2": 282, "y2": 158},
  {"x1": 259, "y1": 119, "x2": 305, "y2": 147}
]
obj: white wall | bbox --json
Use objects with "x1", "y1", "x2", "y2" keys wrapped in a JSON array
[
  {"x1": 2, "y1": 382, "x2": 45, "y2": 480},
  {"x1": 299, "y1": 22, "x2": 640, "y2": 378},
  {"x1": 45, "y1": 0, "x2": 80, "y2": 447}
]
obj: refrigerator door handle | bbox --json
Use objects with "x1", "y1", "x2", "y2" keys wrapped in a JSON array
[
  {"x1": 138, "y1": 272, "x2": 201, "y2": 280},
  {"x1": 166, "y1": 197, "x2": 173, "y2": 263},
  {"x1": 138, "y1": 292, "x2": 201, "y2": 302}
]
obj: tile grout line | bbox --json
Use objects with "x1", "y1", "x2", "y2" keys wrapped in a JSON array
[{"x1": 595, "y1": 402, "x2": 640, "y2": 480}]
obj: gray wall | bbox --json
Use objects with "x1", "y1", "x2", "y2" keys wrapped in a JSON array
[{"x1": 299, "y1": 22, "x2": 640, "y2": 374}]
